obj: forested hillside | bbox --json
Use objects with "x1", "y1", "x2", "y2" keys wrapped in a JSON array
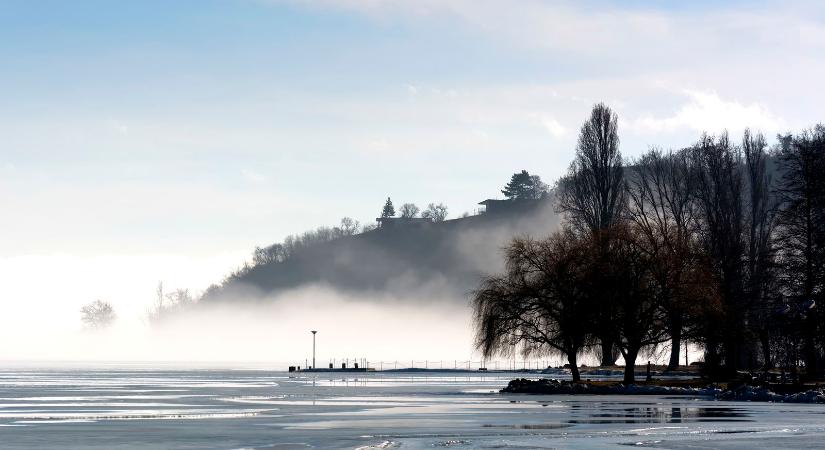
[{"x1": 202, "y1": 191, "x2": 557, "y2": 303}]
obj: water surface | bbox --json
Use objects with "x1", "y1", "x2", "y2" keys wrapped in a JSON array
[{"x1": 1, "y1": 368, "x2": 823, "y2": 449}]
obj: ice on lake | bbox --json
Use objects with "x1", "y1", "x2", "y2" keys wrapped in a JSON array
[{"x1": 1, "y1": 368, "x2": 823, "y2": 449}]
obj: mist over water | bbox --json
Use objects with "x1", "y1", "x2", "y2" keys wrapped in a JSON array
[
  {"x1": 0, "y1": 285, "x2": 476, "y2": 367},
  {"x1": 0, "y1": 202, "x2": 562, "y2": 367}
]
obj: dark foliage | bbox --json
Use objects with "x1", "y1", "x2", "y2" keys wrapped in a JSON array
[
  {"x1": 501, "y1": 170, "x2": 549, "y2": 200},
  {"x1": 381, "y1": 197, "x2": 396, "y2": 218}
]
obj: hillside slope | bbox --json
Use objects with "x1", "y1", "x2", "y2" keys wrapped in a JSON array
[{"x1": 203, "y1": 198, "x2": 559, "y2": 303}]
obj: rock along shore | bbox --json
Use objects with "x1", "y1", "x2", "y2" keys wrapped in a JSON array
[{"x1": 501, "y1": 378, "x2": 825, "y2": 403}]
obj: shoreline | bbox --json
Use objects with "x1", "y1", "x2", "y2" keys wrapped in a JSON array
[{"x1": 501, "y1": 378, "x2": 825, "y2": 403}]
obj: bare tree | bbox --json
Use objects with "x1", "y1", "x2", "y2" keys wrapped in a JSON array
[
  {"x1": 148, "y1": 284, "x2": 194, "y2": 325},
  {"x1": 399, "y1": 203, "x2": 420, "y2": 218},
  {"x1": 775, "y1": 125, "x2": 825, "y2": 379},
  {"x1": 80, "y1": 300, "x2": 116, "y2": 330},
  {"x1": 690, "y1": 132, "x2": 748, "y2": 375},
  {"x1": 557, "y1": 102, "x2": 625, "y2": 235},
  {"x1": 253, "y1": 243, "x2": 286, "y2": 266},
  {"x1": 556, "y1": 102, "x2": 626, "y2": 366},
  {"x1": 472, "y1": 230, "x2": 595, "y2": 381},
  {"x1": 337, "y1": 217, "x2": 360, "y2": 236},
  {"x1": 166, "y1": 288, "x2": 194, "y2": 310},
  {"x1": 422, "y1": 203, "x2": 448, "y2": 222},
  {"x1": 741, "y1": 129, "x2": 780, "y2": 371},
  {"x1": 627, "y1": 148, "x2": 698, "y2": 370},
  {"x1": 596, "y1": 225, "x2": 684, "y2": 383}
]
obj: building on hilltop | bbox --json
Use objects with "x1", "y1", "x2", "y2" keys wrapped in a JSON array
[{"x1": 478, "y1": 198, "x2": 544, "y2": 214}]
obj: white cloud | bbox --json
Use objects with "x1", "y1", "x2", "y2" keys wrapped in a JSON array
[
  {"x1": 631, "y1": 90, "x2": 786, "y2": 136},
  {"x1": 538, "y1": 116, "x2": 566, "y2": 138}
]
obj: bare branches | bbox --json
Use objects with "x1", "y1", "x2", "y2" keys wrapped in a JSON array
[
  {"x1": 471, "y1": 231, "x2": 594, "y2": 380},
  {"x1": 80, "y1": 300, "x2": 116, "y2": 330},
  {"x1": 557, "y1": 103, "x2": 625, "y2": 236}
]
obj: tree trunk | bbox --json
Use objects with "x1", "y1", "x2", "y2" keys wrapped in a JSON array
[
  {"x1": 704, "y1": 339, "x2": 722, "y2": 380},
  {"x1": 760, "y1": 332, "x2": 772, "y2": 371},
  {"x1": 666, "y1": 316, "x2": 683, "y2": 371},
  {"x1": 803, "y1": 317, "x2": 818, "y2": 381},
  {"x1": 599, "y1": 336, "x2": 618, "y2": 366},
  {"x1": 568, "y1": 352, "x2": 581, "y2": 382},
  {"x1": 623, "y1": 348, "x2": 639, "y2": 384},
  {"x1": 724, "y1": 335, "x2": 740, "y2": 376}
]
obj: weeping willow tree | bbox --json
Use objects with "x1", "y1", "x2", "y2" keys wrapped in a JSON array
[{"x1": 472, "y1": 229, "x2": 595, "y2": 381}]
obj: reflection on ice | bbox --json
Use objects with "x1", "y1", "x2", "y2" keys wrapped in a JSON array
[
  {"x1": 0, "y1": 408, "x2": 269, "y2": 421},
  {"x1": 567, "y1": 405, "x2": 752, "y2": 424}
]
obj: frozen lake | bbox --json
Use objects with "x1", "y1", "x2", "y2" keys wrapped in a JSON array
[{"x1": 1, "y1": 368, "x2": 824, "y2": 449}]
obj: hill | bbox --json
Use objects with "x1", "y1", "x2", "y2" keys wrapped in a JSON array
[{"x1": 201, "y1": 197, "x2": 559, "y2": 303}]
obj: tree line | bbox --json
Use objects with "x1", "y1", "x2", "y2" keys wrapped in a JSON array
[
  {"x1": 473, "y1": 103, "x2": 825, "y2": 383},
  {"x1": 79, "y1": 282, "x2": 195, "y2": 330},
  {"x1": 381, "y1": 197, "x2": 450, "y2": 222}
]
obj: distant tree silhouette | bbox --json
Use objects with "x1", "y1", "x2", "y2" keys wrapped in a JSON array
[
  {"x1": 381, "y1": 197, "x2": 396, "y2": 218},
  {"x1": 228, "y1": 216, "x2": 373, "y2": 296},
  {"x1": 528, "y1": 175, "x2": 549, "y2": 199},
  {"x1": 253, "y1": 243, "x2": 286, "y2": 266},
  {"x1": 399, "y1": 203, "x2": 420, "y2": 218},
  {"x1": 148, "y1": 283, "x2": 194, "y2": 326},
  {"x1": 80, "y1": 300, "x2": 116, "y2": 330},
  {"x1": 502, "y1": 170, "x2": 548, "y2": 199},
  {"x1": 422, "y1": 203, "x2": 448, "y2": 222},
  {"x1": 337, "y1": 217, "x2": 360, "y2": 236}
]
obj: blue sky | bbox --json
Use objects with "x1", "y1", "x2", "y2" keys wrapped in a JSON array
[{"x1": 1, "y1": 1, "x2": 825, "y2": 334}]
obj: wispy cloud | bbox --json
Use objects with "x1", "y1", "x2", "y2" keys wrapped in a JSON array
[
  {"x1": 276, "y1": 0, "x2": 825, "y2": 62},
  {"x1": 537, "y1": 116, "x2": 566, "y2": 138},
  {"x1": 630, "y1": 90, "x2": 786, "y2": 136}
]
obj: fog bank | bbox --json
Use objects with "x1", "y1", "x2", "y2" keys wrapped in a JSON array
[{"x1": 0, "y1": 285, "x2": 478, "y2": 366}]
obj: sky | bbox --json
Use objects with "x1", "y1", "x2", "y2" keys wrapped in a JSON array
[{"x1": 1, "y1": 0, "x2": 824, "y2": 360}]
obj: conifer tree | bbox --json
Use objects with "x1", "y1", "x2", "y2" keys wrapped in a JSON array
[
  {"x1": 502, "y1": 170, "x2": 533, "y2": 199},
  {"x1": 381, "y1": 197, "x2": 396, "y2": 218},
  {"x1": 502, "y1": 170, "x2": 548, "y2": 199}
]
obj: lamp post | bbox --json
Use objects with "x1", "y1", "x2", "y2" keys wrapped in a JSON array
[{"x1": 311, "y1": 330, "x2": 317, "y2": 369}]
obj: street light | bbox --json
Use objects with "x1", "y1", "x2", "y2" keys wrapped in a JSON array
[{"x1": 311, "y1": 330, "x2": 317, "y2": 369}]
